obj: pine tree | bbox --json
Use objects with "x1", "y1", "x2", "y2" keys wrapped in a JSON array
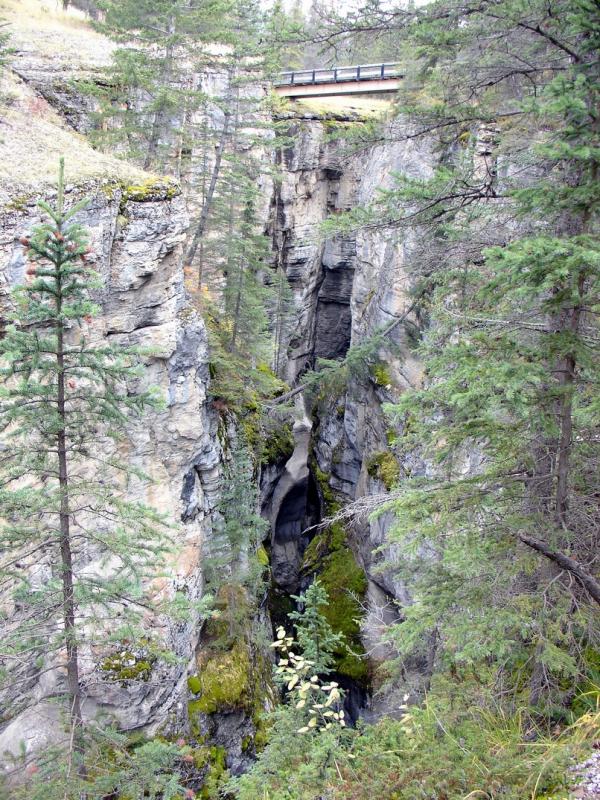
[
  {"x1": 204, "y1": 437, "x2": 269, "y2": 596},
  {"x1": 289, "y1": 580, "x2": 344, "y2": 675},
  {"x1": 92, "y1": 0, "x2": 233, "y2": 170},
  {"x1": 0, "y1": 162, "x2": 177, "y2": 784},
  {"x1": 317, "y1": 0, "x2": 600, "y2": 708}
]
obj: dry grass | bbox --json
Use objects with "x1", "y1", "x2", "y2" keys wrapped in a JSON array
[
  {"x1": 0, "y1": 71, "x2": 147, "y2": 205},
  {"x1": 0, "y1": 0, "x2": 114, "y2": 71}
]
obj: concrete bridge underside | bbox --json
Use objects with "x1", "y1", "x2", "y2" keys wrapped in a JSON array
[{"x1": 274, "y1": 78, "x2": 402, "y2": 99}]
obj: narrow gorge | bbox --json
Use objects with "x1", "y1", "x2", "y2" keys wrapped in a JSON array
[{"x1": 0, "y1": 2, "x2": 598, "y2": 799}]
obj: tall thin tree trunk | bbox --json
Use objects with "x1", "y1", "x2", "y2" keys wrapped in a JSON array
[
  {"x1": 185, "y1": 108, "x2": 232, "y2": 276},
  {"x1": 144, "y1": 15, "x2": 175, "y2": 171},
  {"x1": 186, "y1": 76, "x2": 238, "y2": 284},
  {"x1": 229, "y1": 255, "x2": 246, "y2": 352},
  {"x1": 55, "y1": 195, "x2": 86, "y2": 777},
  {"x1": 527, "y1": 159, "x2": 596, "y2": 703}
]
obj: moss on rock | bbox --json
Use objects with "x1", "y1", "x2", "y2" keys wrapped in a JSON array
[
  {"x1": 188, "y1": 644, "x2": 251, "y2": 715},
  {"x1": 317, "y1": 542, "x2": 369, "y2": 683},
  {"x1": 371, "y1": 362, "x2": 393, "y2": 388},
  {"x1": 260, "y1": 421, "x2": 294, "y2": 465},
  {"x1": 256, "y1": 545, "x2": 270, "y2": 568},
  {"x1": 100, "y1": 649, "x2": 154, "y2": 685},
  {"x1": 366, "y1": 450, "x2": 401, "y2": 490},
  {"x1": 302, "y1": 467, "x2": 370, "y2": 684},
  {"x1": 186, "y1": 744, "x2": 228, "y2": 799},
  {"x1": 122, "y1": 177, "x2": 180, "y2": 202}
]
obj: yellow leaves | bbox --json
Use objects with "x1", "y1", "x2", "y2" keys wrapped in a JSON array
[{"x1": 272, "y1": 630, "x2": 346, "y2": 735}]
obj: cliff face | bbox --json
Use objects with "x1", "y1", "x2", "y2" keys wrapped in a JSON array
[
  {"x1": 264, "y1": 110, "x2": 440, "y2": 710},
  {"x1": 0, "y1": 150, "x2": 222, "y2": 764}
]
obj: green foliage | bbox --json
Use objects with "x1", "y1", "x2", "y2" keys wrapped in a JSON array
[
  {"x1": 260, "y1": 419, "x2": 294, "y2": 465},
  {"x1": 301, "y1": 332, "x2": 389, "y2": 405},
  {"x1": 301, "y1": 520, "x2": 368, "y2": 683},
  {"x1": 230, "y1": 706, "x2": 350, "y2": 800},
  {"x1": 189, "y1": 643, "x2": 251, "y2": 714},
  {"x1": 91, "y1": 0, "x2": 262, "y2": 170},
  {"x1": 230, "y1": 628, "x2": 350, "y2": 800},
  {"x1": 203, "y1": 438, "x2": 269, "y2": 598},
  {"x1": 318, "y1": 0, "x2": 600, "y2": 712},
  {"x1": 9, "y1": 727, "x2": 188, "y2": 800},
  {"x1": 323, "y1": 698, "x2": 584, "y2": 800},
  {"x1": 289, "y1": 580, "x2": 344, "y2": 675},
  {"x1": 195, "y1": 745, "x2": 228, "y2": 799},
  {"x1": 232, "y1": 682, "x2": 599, "y2": 799},
  {"x1": 370, "y1": 362, "x2": 393, "y2": 388},
  {"x1": 0, "y1": 19, "x2": 11, "y2": 76}
]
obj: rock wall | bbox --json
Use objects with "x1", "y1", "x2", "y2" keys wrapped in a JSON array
[
  {"x1": 0, "y1": 179, "x2": 223, "y2": 759},
  {"x1": 1, "y1": 0, "x2": 450, "y2": 764},
  {"x1": 0, "y1": 10, "x2": 273, "y2": 773},
  {"x1": 266, "y1": 111, "x2": 440, "y2": 712}
]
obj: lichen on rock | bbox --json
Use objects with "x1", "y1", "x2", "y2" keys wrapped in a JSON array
[{"x1": 122, "y1": 177, "x2": 181, "y2": 203}]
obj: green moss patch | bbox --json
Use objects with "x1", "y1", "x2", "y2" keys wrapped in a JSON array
[
  {"x1": 260, "y1": 421, "x2": 294, "y2": 466},
  {"x1": 186, "y1": 744, "x2": 228, "y2": 799},
  {"x1": 100, "y1": 649, "x2": 154, "y2": 685},
  {"x1": 187, "y1": 583, "x2": 275, "y2": 754},
  {"x1": 122, "y1": 177, "x2": 180, "y2": 203},
  {"x1": 366, "y1": 450, "x2": 401, "y2": 490},
  {"x1": 371, "y1": 362, "x2": 393, "y2": 387},
  {"x1": 256, "y1": 545, "x2": 270, "y2": 568},
  {"x1": 302, "y1": 467, "x2": 370, "y2": 683},
  {"x1": 189, "y1": 644, "x2": 251, "y2": 715}
]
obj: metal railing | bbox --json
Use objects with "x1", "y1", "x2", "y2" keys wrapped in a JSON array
[{"x1": 274, "y1": 63, "x2": 402, "y2": 87}]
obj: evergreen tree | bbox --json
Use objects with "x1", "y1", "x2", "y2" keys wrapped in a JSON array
[
  {"x1": 321, "y1": 0, "x2": 600, "y2": 709},
  {"x1": 289, "y1": 580, "x2": 344, "y2": 675},
  {"x1": 0, "y1": 162, "x2": 179, "y2": 785},
  {"x1": 204, "y1": 437, "x2": 269, "y2": 597},
  {"x1": 92, "y1": 0, "x2": 235, "y2": 170}
]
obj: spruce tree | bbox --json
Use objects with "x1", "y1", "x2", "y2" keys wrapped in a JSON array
[
  {"x1": 0, "y1": 162, "x2": 177, "y2": 784},
  {"x1": 318, "y1": 0, "x2": 600, "y2": 709},
  {"x1": 289, "y1": 580, "x2": 344, "y2": 675}
]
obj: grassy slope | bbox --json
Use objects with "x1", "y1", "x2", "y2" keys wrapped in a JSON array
[
  {"x1": 1, "y1": 0, "x2": 113, "y2": 69},
  {"x1": 0, "y1": 0, "x2": 148, "y2": 204}
]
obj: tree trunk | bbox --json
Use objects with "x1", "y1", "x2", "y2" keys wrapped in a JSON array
[
  {"x1": 55, "y1": 194, "x2": 86, "y2": 778},
  {"x1": 519, "y1": 532, "x2": 600, "y2": 607},
  {"x1": 185, "y1": 109, "x2": 231, "y2": 275},
  {"x1": 185, "y1": 76, "x2": 238, "y2": 284},
  {"x1": 144, "y1": 15, "x2": 175, "y2": 171},
  {"x1": 229, "y1": 255, "x2": 246, "y2": 352}
]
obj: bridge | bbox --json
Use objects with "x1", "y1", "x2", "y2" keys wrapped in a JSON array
[{"x1": 273, "y1": 63, "x2": 402, "y2": 99}]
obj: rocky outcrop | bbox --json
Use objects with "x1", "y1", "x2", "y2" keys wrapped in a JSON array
[{"x1": 0, "y1": 9, "x2": 271, "y2": 773}]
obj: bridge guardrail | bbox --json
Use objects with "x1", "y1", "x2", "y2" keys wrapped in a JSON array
[{"x1": 274, "y1": 63, "x2": 402, "y2": 87}]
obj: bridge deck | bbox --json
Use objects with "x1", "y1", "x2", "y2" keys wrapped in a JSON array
[{"x1": 273, "y1": 63, "x2": 402, "y2": 98}]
